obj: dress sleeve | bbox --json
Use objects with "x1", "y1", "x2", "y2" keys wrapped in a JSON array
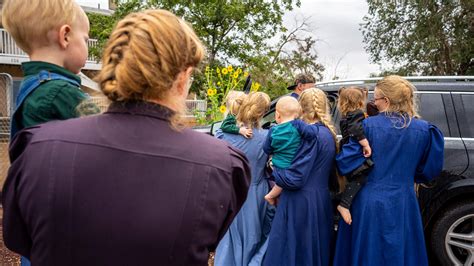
[
  {"x1": 3, "y1": 127, "x2": 40, "y2": 258},
  {"x1": 335, "y1": 137, "x2": 367, "y2": 176},
  {"x1": 213, "y1": 145, "x2": 251, "y2": 247},
  {"x1": 415, "y1": 124, "x2": 444, "y2": 183},
  {"x1": 220, "y1": 114, "x2": 240, "y2": 134},
  {"x1": 272, "y1": 126, "x2": 319, "y2": 190},
  {"x1": 263, "y1": 127, "x2": 274, "y2": 155},
  {"x1": 291, "y1": 119, "x2": 318, "y2": 140},
  {"x1": 347, "y1": 110, "x2": 366, "y2": 141}
]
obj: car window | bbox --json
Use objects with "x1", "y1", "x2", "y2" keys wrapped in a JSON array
[
  {"x1": 456, "y1": 94, "x2": 474, "y2": 138},
  {"x1": 418, "y1": 93, "x2": 450, "y2": 137},
  {"x1": 261, "y1": 110, "x2": 275, "y2": 129}
]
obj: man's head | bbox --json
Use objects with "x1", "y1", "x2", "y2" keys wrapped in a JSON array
[
  {"x1": 2, "y1": 0, "x2": 90, "y2": 73},
  {"x1": 275, "y1": 96, "x2": 301, "y2": 124},
  {"x1": 287, "y1": 73, "x2": 316, "y2": 95}
]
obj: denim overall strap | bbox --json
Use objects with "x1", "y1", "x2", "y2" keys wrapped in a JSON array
[{"x1": 10, "y1": 70, "x2": 81, "y2": 138}]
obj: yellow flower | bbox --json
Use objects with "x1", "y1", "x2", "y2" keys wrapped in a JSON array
[
  {"x1": 212, "y1": 88, "x2": 217, "y2": 95},
  {"x1": 237, "y1": 68, "x2": 242, "y2": 74},
  {"x1": 252, "y1": 82, "x2": 261, "y2": 91},
  {"x1": 233, "y1": 72, "x2": 239, "y2": 79},
  {"x1": 227, "y1": 65, "x2": 233, "y2": 72},
  {"x1": 216, "y1": 67, "x2": 220, "y2": 74},
  {"x1": 205, "y1": 66, "x2": 210, "y2": 72},
  {"x1": 219, "y1": 105, "x2": 227, "y2": 113},
  {"x1": 244, "y1": 71, "x2": 249, "y2": 77},
  {"x1": 222, "y1": 68, "x2": 228, "y2": 75},
  {"x1": 207, "y1": 88, "x2": 216, "y2": 96},
  {"x1": 217, "y1": 81, "x2": 222, "y2": 86}
]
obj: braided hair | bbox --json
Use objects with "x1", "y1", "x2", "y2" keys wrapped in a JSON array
[
  {"x1": 236, "y1": 92, "x2": 270, "y2": 129},
  {"x1": 95, "y1": 9, "x2": 205, "y2": 129},
  {"x1": 299, "y1": 88, "x2": 338, "y2": 145}
]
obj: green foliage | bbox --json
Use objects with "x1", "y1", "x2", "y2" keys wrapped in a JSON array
[
  {"x1": 361, "y1": 0, "x2": 474, "y2": 75},
  {"x1": 87, "y1": 0, "x2": 325, "y2": 101}
]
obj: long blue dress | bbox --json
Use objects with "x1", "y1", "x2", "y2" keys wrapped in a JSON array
[
  {"x1": 333, "y1": 113, "x2": 444, "y2": 266},
  {"x1": 263, "y1": 122, "x2": 335, "y2": 266},
  {"x1": 215, "y1": 128, "x2": 272, "y2": 266}
]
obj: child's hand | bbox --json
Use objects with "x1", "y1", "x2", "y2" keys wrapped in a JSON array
[
  {"x1": 363, "y1": 145, "x2": 372, "y2": 157},
  {"x1": 337, "y1": 205, "x2": 352, "y2": 225},
  {"x1": 264, "y1": 194, "x2": 277, "y2": 206},
  {"x1": 239, "y1": 127, "x2": 253, "y2": 138}
]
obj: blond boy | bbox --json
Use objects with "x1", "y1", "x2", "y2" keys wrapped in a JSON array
[
  {"x1": 3, "y1": 0, "x2": 98, "y2": 137},
  {"x1": 263, "y1": 96, "x2": 302, "y2": 205}
]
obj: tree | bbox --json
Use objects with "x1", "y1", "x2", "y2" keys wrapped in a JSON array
[
  {"x1": 249, "y1": 16, "x2": 325, "y2": 98},
  {"x1": 87, "y1": 1, "x2": 326, "y2": 99},
  {"x1": 361, "y1": 0, "x2": 474, "y2": 75}
]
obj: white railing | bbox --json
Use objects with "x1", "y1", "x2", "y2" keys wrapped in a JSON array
[
  {"x1": 0, "y1": 28, "x2": 101, "y2": 67},
  {"x1": 84, "y1": 97, "x2": 207, "y2": 118},
  {"x1": 186, "y1": 100, "x2": 207, "y2": 117}
]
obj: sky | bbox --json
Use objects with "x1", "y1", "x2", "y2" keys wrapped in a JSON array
[{"x1": 284, "y1": 0, "x2": 383, "y2": 81}]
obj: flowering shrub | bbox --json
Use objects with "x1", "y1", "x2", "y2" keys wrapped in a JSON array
[{"x1": 196, "y1": 65, "x2": 260, "y2": 124}]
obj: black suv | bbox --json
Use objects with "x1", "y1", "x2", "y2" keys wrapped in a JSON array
[{"x1": 203, "y1": 76, "x2": 474, "y2": 265}]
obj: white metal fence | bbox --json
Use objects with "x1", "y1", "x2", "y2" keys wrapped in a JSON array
[
  {"x1": 185, "y1": 100, "x2": 207, "y2": 117},
  {"x1": 86, "y1": 97, "x2": 207, "y2": 117},
  {"x1": 0, "y1": 73, "x2": 13, "y2": 190}
]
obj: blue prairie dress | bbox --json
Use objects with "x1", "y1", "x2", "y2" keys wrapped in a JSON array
[
  {"x1": 215, "y1": 128, "x2": 272, "y2": 266},
  {"x1": 263, "y1": 122, "x2": 335, "y2": 266},
  {"x1": 333, "y1": 113, "x2": 444, "y2": 266}
]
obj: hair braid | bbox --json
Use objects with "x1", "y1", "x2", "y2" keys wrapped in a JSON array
[
  {"x1": 236, "y1": 92, "x2": 270, "y2": 129},
  {"x1": 97, "y1": 17, "x2": 135, "y2": 101}
]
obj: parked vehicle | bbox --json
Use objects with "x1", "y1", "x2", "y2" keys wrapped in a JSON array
[{"x1": 203, "y1": 76, "x2": 474, "y2": 266}]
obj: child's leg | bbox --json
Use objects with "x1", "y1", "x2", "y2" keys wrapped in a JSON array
[
  {"x1": 264, "y1": 185, "x2": 282, "y2": 205},
  {"x1": 338, "y1": 172, "x2": 368, "y2": 225}
]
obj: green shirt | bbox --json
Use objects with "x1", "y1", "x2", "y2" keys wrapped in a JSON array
[
  {"x1": 220, "y1": 113, "x2": 240, "y2": 134},
  {"x1": 270, "y1": 121, "x2": 301, "y2": 168},
  {"x1": 19, "y1": 61, "x2": 89, "y2": 128}
]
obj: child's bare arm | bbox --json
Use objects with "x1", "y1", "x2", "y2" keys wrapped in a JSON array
[{"x1": 359, "y1": 138, "x2": 371, "y2": 157}]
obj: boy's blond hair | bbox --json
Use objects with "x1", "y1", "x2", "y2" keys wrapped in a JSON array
[
  {"x1": 225, "y1": 91, "x2": 246, "y2": 115},
  {"x1": 2, "y1": 0, "x2": 83, "y2": 54},
  {"x1": 276, "y1": 96, "x2": 301, "y2": 119}
]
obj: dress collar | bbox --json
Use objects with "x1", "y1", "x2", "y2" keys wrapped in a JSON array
[{"x1": 106, "y1": 101, "x2": 175, "y2": 121}]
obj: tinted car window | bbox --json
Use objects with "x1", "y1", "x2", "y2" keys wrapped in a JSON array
[
  {"x1": 418, "y1": 93, "x2": 450, "y2": 137},
  {"x1": 457, "y1": 94, "x2": 474, "y2": 138}
]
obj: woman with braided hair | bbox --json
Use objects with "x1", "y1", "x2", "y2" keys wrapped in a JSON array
[
  {"x1": 214, "y1": 91, "x2": 274, "y2": 266},
  {"x1": 333, "y1": 76, "x2": 443, "y2": 266},
  {"x1": 3, "y1": 10, "x2": 251, "y2": 265},
  {"x1": 263, "y1": 88, "x2": 336, "y2": 266}
]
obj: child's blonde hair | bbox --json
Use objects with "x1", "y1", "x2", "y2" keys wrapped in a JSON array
[
  {"x1": 375, "y1": 75, "x2": 419, "y2": 127},
  {"x1": 337, "y1": 86, "x2": 367, "y2": 117},
  {"x1": 2, "y1": 0, "x2": 84, "y2": 54},
  {"x1": 236, "y1": 92, "x2": 270, "y2": 129},
  {"x1": 276, "y1": 96, "x2": 301, "y2": 119},
  {"x1": 225, "y1": 91, "x2": 246, "y2": 116},
  {"x1": 95, "y1": 10, "x2": 205, "y2": 129}
]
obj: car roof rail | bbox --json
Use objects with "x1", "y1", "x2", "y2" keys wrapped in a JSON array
[{"x1": 316, "y1": 76, "x2": 474, "y2": 87}]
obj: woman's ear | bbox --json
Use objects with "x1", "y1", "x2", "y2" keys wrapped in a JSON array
[
  {"x1": 175, "y1": 67, "x2": 193, "y2": 97},
  {"x1": 57, "y1": 24, "x2": 72, "y2": 49}
]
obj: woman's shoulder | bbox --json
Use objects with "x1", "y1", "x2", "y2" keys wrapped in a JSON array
[{"x1": 182, "y1": 128, "x2": 249, "y2": 171}]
